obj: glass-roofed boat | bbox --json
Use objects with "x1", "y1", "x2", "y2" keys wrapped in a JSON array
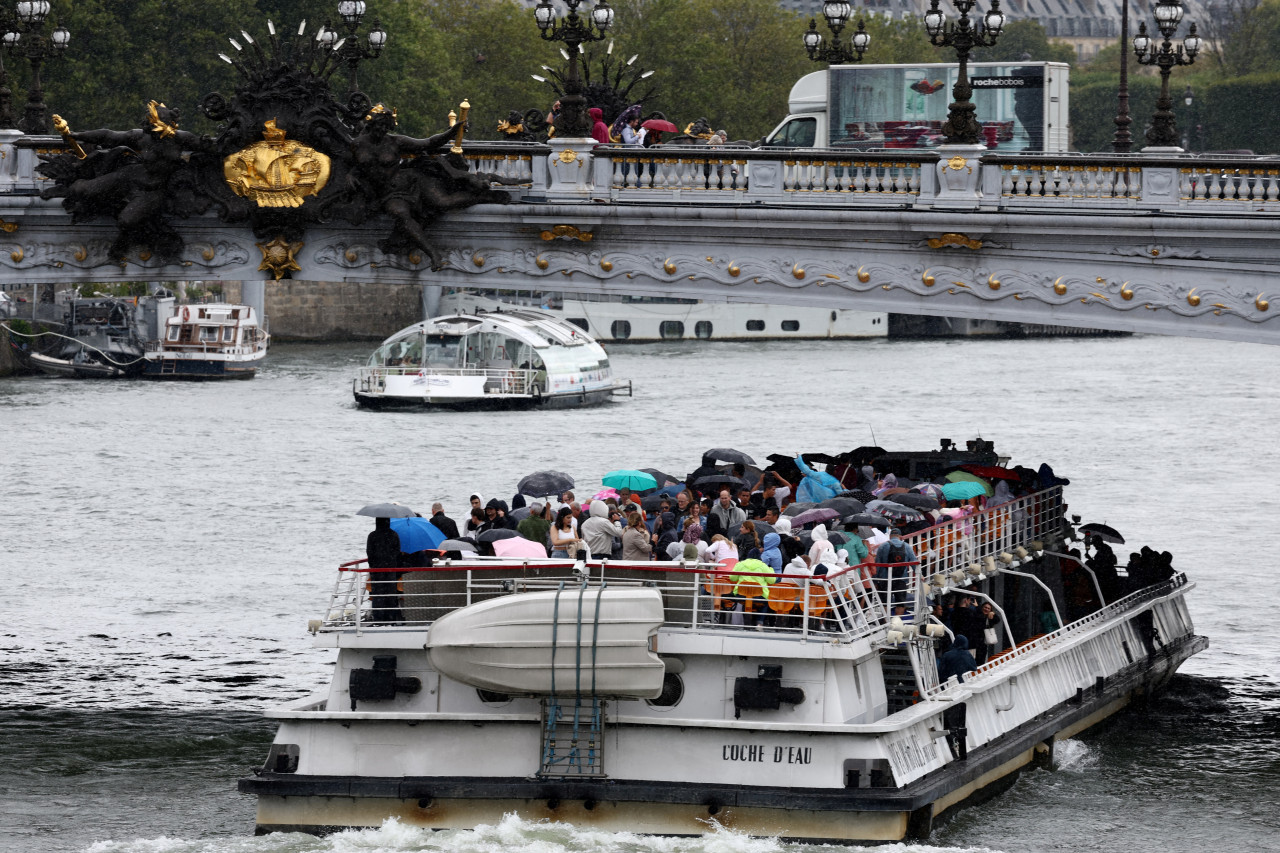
[{"x1": 352, "y1": 309, "x2": 632, "y2": 410}]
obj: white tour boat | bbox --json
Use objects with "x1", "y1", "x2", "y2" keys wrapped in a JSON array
[
  {"x1": 144, "y1": 302, "x2": 269, "y2": 380},
  {"x1": 352, "y1": 309, "x2": 632, "y2": 410},
  {"x1": 438, "y1": 289, "x2": 889, "y2": 342},
  {"x1": 241, "y1": 456, "x2": 1204, "y2": 842}
]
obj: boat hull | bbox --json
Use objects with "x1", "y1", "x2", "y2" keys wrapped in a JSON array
[
  {"x1": 240, "y1": 631, "x2": 1206, "y2": 842},
  {"x1": 143, "y1": 354, "x2": 263, "y2": 380},
  {"x1": 353, "y1": 385, "x2": 621, "y2": 411}
]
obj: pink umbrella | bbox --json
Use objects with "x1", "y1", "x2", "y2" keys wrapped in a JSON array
[
  {"x1": 593, "y1": 487, "x2": 620, "y2": 501},
  {"x1": 492, "y1": 537, "x2": 550, "y2": 559}
]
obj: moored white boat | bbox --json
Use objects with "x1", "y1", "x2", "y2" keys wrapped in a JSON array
[
  {"x1": 439, "y1": 289, "x2": 888, "y2": 342},
  {"x1": 143, "y1": 302, "x2": 269, "y2": 380},
  {"x1": 241, "y1": 464, "x2": 1205, "y2": 842},
  {"x1": 352, "y1": 309, "x2": 632, "y2": 410}
]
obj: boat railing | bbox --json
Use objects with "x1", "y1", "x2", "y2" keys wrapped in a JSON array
[
  {"x1": 320, "y1": 486, "x2": 1067, "y2": 644},
  {"x1": 319, "y1": 556, "x2": 902, "y2": 642},
  {"x1": 926, "y1": 571, "x2": 1191, "y2": 699},
  {"x1": 354, "y1": 366, "x2": 539, "y2": 395},
  {"x1": 895, "y1": 486, "x2": 1065, "y2": 621}
]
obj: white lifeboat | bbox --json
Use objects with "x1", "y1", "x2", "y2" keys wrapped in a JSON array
[{"x1": 425, "y1": 587, "x2": 665, "y2": 698}]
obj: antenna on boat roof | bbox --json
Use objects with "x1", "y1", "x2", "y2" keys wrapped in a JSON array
[{"x1": 868, "y1": 424, "x2": 877, "y2": 446}]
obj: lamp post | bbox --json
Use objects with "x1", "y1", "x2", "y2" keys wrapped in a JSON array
[
  {"x1": 1182, "y1": 84, "x2": 1192, "y2": 150},
  {"x1": 318, "y1": 1, "x2": 386, "y2": 96},
  {"x1": 924, "y1": 0, "x2": 1005, "y2": 146},
  {"x1": 5, "y1": 1, "x2": 68, "y2": 135},
  {"x1": 1132, "y1": 0, "x2": 1200, "y2": 149},
  {"x1": 1113, "y1": 0, "x2": 1131, "y2": 152},
  {"x1": 533, "y1": 0, "x2": 614, "y2": 138},
  {"x1": 802, "y1": 1, "x2": 871, "y2": 64},
  {"x1": 0, "y1": 12, "x2": 14, "y2": 129}
]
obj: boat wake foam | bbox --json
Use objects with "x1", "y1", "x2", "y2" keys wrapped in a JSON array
[{"x1": 83, "y1": 814, "x2": 1010, "y2": 853}]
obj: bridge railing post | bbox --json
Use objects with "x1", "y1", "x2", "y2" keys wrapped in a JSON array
[
  {"x1": 1139, "y1": 159, "x2": 1182, "y2": 208},
  {"x1": 11, "y1": 135, "x2": 59, "y2": 195}
]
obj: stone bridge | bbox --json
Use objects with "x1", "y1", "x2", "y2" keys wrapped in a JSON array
[{"x1": 3, "y1": 133, "x2": 1278, "y2": 345}]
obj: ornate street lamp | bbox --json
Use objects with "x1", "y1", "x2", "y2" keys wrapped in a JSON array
[
  {"x1": 5, "y1": 1, "x2": 68, "y2": 134},
  {"x1": 803, "y1": 1, "x2": 871, "y2": 64},
  {"x1": 923, "y1": 0, "x2": 1004, "y2": 146},
  {"x1": 533, "y1": 0, "x2": 614, "y2": 138},
  {"x1": 326, "y1": 0, "x2": 387, "y2": 95},
  {"x1": 1133, "y1": 0, "x2": 1199, "y2": 148}
]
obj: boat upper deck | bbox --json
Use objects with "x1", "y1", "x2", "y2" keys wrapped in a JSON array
[{"x1": 319, "y1": 487, "x2": 1070, "y2": 653}]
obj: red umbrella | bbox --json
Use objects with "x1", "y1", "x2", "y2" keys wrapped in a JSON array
[
  {"x1": 642, "y1": 119, "x2": 678, "y2": 133},
  {"x1": 958, "y1": 464, "x2": 1021, "y2": 481}
]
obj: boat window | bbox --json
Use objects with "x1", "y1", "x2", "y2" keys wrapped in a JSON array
[
  {"x1": 694, "y1": 321, "x2": 713, "y2": 339},
  {"x1": 222, "y1": 327, "x2": 235, "y2": 343},
  {"x1": 167, "y1": 325, "x2": 180, "y2": 341},
  {"x1": 611, "y1": 320, "x2": 631, "y2": 340},
  {"x1": 746, "y1": 319, "x2": 765, "y2": 331},
  {"x1": 781, "y1": 320, "x2": 800, "y2": 332},
  {"x1": 179, "y1": 325, "x2": 194, "y2": 343},
  {"x1": 659, "y1": 320, "x2": 684, "y2": 339},
  {"x1": 200, "y1": 326, "x2": 218, "y2": 342},
  {"x1": 566, "y1": 318, "x2": 589, "y2": 332},
  {"x1": 424, "y1": 334, "x2": 460, "y2": 368}
]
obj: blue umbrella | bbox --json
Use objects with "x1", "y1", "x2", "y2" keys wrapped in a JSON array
[
  {"x1": 390, "y1": 517, "x2": 447, "y2": 552},
  {"x1": 941, "y1": 481, "x2": 987, "y2": 501},
  {"x1": 602, "y1": 469, "x2": 659, "y2": 491}
]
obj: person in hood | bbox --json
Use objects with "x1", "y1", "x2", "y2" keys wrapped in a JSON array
[
  {"x1": 366, "y1": 517, "x2": 402, "y2": 624},
  {"x1": 808, "y1": 524, "x2": 837, "y2": 569},
  {"x1": 589, "y1": 107, "x2": 611, "y2": 144},
  {"x1": 581, "y1": 499, "x2": 623, "y2": 557},
  {"x1": 938, "y1": 634, "x2": 978, "y2": 759},
  {"x1": 760, "y1": 531, "x2": 783, "y2": 573},
  {"x1": 654, "y1": 511, "x2": 679, "y2": 557}
]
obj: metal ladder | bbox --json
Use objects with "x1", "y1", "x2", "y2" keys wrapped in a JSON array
[{"x1": 539, "y1": 695, "x2": 606, "y2": 777}]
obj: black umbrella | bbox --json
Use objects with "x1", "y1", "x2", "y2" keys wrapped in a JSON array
[
  {"x1": 516, "y1": 470, "x2": 575, "y2": 497},
  {"x1": 704, "y1": 447, "x2": 756, "y2": 466},
  {"x1": 356, "y1": 502, "x2": 416, "y2": 518},
  {"x1": 844, "y1": 512, "x2": 893, "y2": 530},
  {"x1": 827, "y1": 531, "x2": 848, "y2": 547},
  {"x1": 692, "y1": 474, "x2": 748, "y2": 493},
  {"x1": 1080, "y1": 522, "x2": 1125, "y2": 544},
  {"x1": 818, "y1": 496, "x2": 865, "y2": 516},
  {"x1": 783, "y1": 501, "x2": 816, "y2": 517},
  {"x1": 845, "y1": 489, "x2": 876, "y2": 504},
  {"x1": 639, "y1": 467, "x2": 675, "y2": 486},
  {"x1": 891, "y1": 493, "x2": 940, "y2": 511},
  {"x1": 750, "y1": 519, "x2": 776, "y2": 537},
  {"x1": 508, "y1": 506, "x2": 532, "y2": 522},
  {"x1": 477, "y1": 528, "x2": 520, "y2": 542},
  {"x1": 439, "y1": 538, "x2": 478, "y2": 552}
]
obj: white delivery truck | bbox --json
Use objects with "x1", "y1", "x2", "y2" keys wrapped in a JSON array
[{"x1": 763, "y1": 61, "x2": 1070, "y2": 153}]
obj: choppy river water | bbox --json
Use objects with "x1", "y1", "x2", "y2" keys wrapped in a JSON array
[{"x1": 2, "y1": 334, "x2": 1278, "y2": 853}]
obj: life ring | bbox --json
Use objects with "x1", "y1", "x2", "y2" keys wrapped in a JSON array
[{"x1": 181, "y1": 306, "x2": 190, "y2": 322}]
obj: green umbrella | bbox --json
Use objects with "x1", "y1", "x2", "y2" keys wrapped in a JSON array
[
  {"x1": 944, "y1": 470, "x2": 995, "y2": 497},
  {"x1": 602, "y1": 469, "x2": 658, "y2": 492}
]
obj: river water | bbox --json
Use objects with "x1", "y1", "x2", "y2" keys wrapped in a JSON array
[{"x1": 2, "y1": 334, "x2": 1278, "y2": 853}]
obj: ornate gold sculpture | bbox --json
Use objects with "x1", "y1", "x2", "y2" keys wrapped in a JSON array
[
  {"x1": 257, "y1": 236, "x2": 303, "y2": 279},
  {"x1": 224, "y1": 119, "x2": 331, "y2": 209},
  {"x1": 451, "y1": 100, "x2": 470, "y2": 154},
  {"x1": 927, "y1": 232, "x2": 983, "y2": 250},
  {"x1": 51, "y1": 115, "x2": 86, "y2": 160},
  {"x1": 147, "y1": 101, "x2": 178, "y2": 139}
]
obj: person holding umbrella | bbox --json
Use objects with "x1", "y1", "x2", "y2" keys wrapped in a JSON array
[{"x1": 366, "y1": 516, "x2": 402, "y2": 625}]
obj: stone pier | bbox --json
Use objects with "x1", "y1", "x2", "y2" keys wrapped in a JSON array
[{"x1": 221, "y1": 280, "x2": 426, "y2": 341}]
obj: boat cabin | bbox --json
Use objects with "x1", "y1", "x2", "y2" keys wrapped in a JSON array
[{"x1": 162, "y1": 303, "x2": 265, "y2": 351}]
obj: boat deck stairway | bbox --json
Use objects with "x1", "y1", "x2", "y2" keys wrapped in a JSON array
[
  {"x1": 539, "y1": 696, "x2": 607, "y2": 778},
  {"x1": 881, "y1": 646, "x2": 919, "y2": 714}
]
